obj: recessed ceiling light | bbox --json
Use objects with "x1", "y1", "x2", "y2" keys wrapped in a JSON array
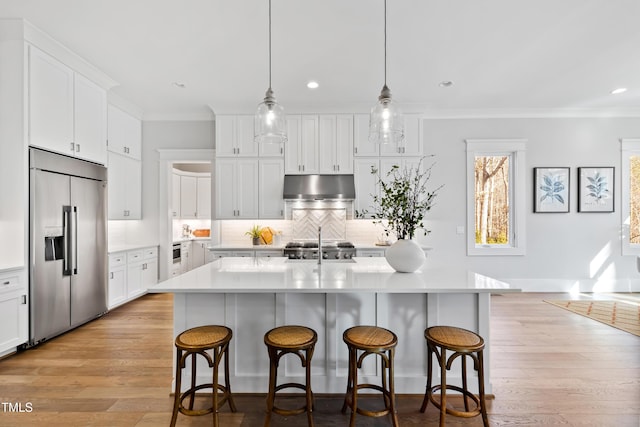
[
  {"x1": 611, "y1": 87, "x2": 627, "y2": 94},
  {"x1": 173, "y1": 82, "x2": 186, "y2": 89},
  {"x1": 439, "y1": 81, "x2": 454, "y2": 88},
  {"x1": 307, "y1": 81, "x2": 319, "y2": 89}
]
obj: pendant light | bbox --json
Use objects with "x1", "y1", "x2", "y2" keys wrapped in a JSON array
[
  {"x1": 369, "y1": 0, "x2": 404, "y2": 145},
  {"x1": 255, "y1": 0, "x2": 287, "y2": 144}
]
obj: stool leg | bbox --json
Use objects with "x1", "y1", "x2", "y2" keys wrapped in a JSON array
[
  {"x1": 305, "y1": 347, "x2": 315, "y2": 427},
  {"x1": 388, "y1": 348, "x2": 399, "y2": 427},
  {"x1": 188, "y1": 352, "x2": 197, "y2": 410},
  {"x1": 340, "y1": 346, "x2": 353, "y2": 414},
  {"x1": 170, "y1": 348, "x2": 183, "y2": 427},
  {"x1": 349, "y1": 347, "x2": 358, "y2": 427},
  {"x1": 438, "y1": 347, "x2": 447, "y2": 427},
  {"x1": 462, "y1": 354, "x2": 470, "y2": 412},
  {"x1": 477, "y1": 350, "x2": 489, "y2": 427},
  {"x1": 223, "y1": 342, "x2": 237, "y2": 412},
  {"x1": 212, "y1": 347, "x2": 220, "y2": 427},
  {"x1": 420, "y1": 343, "x2": 433, "y2": 412},
  {"x1": 264, "y1": 347, "x2": 277, "y2": 427}
]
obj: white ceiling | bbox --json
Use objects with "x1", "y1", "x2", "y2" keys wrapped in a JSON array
[{"x1": 2, "y1": 0, "x2": 640, "y2": 120}]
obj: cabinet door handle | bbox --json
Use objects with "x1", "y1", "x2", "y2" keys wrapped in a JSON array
[
  {"x1": 70, "y1": 142, "x2": 75, "y2": 152},
  {"x1": 2, "y1": 280, "x2": 9, "y2": 286},
  {"x1": 354, "y1": 147, "x2": 358, "y2": 154},
  {"x1": 21, "y1": 295, "x2": 27, "y2": 304},
  {"x1": 76, "y1": 144, "x2": 80, "y2": 152},
  {"x1": 280, "y1": 147, "x2": 283, "y2": 154},
  {"x1": 110, "y1": 272, "x2": 114, "y2": 279}
]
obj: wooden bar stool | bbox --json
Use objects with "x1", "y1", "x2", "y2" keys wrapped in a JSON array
[
  {"x1": 264, "y1": 325, "x2": 318, "y2": 427},
  {"x1": 341, "y1": 325, "x2": 399, "y2": 427},
  {"x1": 170, "y1": 325, "x2": 237, "y2": 427},
  {"x1": 420, "y1": 325, "x2": 489, "y2": 427}
]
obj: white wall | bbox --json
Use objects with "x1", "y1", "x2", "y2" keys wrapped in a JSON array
[{"x1": 418, "y1": 117, "x2": 640, "y2": 291}]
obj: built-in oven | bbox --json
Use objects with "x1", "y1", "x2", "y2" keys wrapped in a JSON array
[{"x1": 172, "y1": 242, "x2": 181, "y2": 264}]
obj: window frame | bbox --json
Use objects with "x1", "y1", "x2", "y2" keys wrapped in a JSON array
[
  {"x1": 465, "y1": 139, "x2": 527, "y2": 256},
  {"x1": 620, "y1": 138, "x2": 640, "y2": 255}
]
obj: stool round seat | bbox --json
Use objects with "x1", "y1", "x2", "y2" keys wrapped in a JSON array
[
  {"x1": 264, "y1": 325, "x2": 318, "y2": 427},
  {"x1": 170, "y1": 325, "x2": 236, "y2": 427},
  {"x1": 421, "y1": 326, "x2": 489, "y2": 427},
  {"x1": 341, "y1": 326, "x2": 399, "y2": 427},
  {"x1": 265, "y1": 325, "x2": 317, "y2": 349},
  {"x1": 343, "y1": 325, "x2": 397, "y2": 350},
  {"x1": 176, "y1": 325, "x2": 232, "y2": 350}
]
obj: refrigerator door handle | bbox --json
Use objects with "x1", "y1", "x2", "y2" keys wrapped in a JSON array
[
  {"x1": 63, "y1": 206, "x2": 72, "y2": 276},
  {"x1": 72, "y1": 206, "x2": 78, "y2": 275}
]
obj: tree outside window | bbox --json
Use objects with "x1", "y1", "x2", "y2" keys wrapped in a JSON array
[
  {"x1": 630, "y1": 155, "x2": 640, "y2": 245},
  {"x1": 466, "y1": 139, "x2": 526, "y2": 256},
  {"x1": 475, "y1": 156, "x2": 510, "y2": 245}
]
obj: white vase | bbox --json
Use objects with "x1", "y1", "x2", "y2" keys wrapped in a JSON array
[{"x1": 385, "y1": 239, "x2": 426, "y2": 273}]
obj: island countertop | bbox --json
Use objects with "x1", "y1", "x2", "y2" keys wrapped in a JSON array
[{"x1": 148, "y1": 257, "x2": 519, "y2": 294}]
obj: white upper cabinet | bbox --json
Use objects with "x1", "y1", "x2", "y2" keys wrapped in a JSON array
[
  {"x1": 215, "y1": 159, "x2": 259, "y2": 219},
  {"x1": 259, "y1": 159, "x2": 285, "y2": 218},
  {"x1": 107, "y1": 152, "x2": 141, "y2": 220},
  {"x1": 73, "y1": 74, "x2": 107, "y2": 164},
  {"x1": 171, "y1": 172, "x2": 181, "y2": 218},
  {"x1": 179, "y1": 175, "x2": 197, "y2": 219},
  {"x1": 107, "y1": 105, "x2": 141, "y2": 160},
  {"x1": 175, "y1": 171, "x2": 211, "y2": 219},
  {"x1": 285, "y1": 115, "x2": 319, "y2": 174},
  {"x1": 28, "y1": 45, "x2": 74, "y2": 157},
  {"x1": 196, "y1": 175, "x2": 211, "y2": 219},
  {"x1": 28, "y1": 45, "x2": 107, "y2": 164},
  {"x1": 353, "y1": 114, "x2": 379, "y2": 157},
  {"x1": 28, "y1": 46, "x2": 107, "y2": 164},
  {"x1": 215, "y1": 115, "x2": 259, "y2": 157},
  {"x1": 380, "y1": 114, "x2": 424, "y2": 157},
  {"x1": 286, "y1": 114, "x2": 352, "y2": 174},
  {"x1": 318, "y1": 114, "x2": 353, "y2": 174}
]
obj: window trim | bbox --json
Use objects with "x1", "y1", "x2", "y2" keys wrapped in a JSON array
[
  {"x1": 465, "y1": 139, "x2": 527, "y2": 256},
  {"x1": 620, "y1": 138, "x2": 640, "y2": 255}
]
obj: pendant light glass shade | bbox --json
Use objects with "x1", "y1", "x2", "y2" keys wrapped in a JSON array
[
  {"x1": 255, "y1": 0, "x2": 287, "y2": 144},
  {"x1": 369, "y1": 84, "x2": 404, "y2": 144},
  {"x1": 255, "y1": 88, "x2": 287, "y2": 144},
  {"x1": 369, "y1": 0, "x2": 404, "y2": 145}
]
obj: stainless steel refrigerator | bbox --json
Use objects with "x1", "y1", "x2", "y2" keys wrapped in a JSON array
[{"x1": 29, "y1": 148, "x2": 108, "y2": 346}]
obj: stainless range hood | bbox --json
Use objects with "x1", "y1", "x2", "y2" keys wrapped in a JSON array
[{"x1": 283, "y1": 174, "x2": 356, "y2": 200}]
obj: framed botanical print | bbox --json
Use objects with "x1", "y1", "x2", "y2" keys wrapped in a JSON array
[
  {"x1": 578, "y1": 167, "x2": 614, "y2": 212},
  {"x1": 534, "y1": 167, "x2": 570, "y2": 213}
]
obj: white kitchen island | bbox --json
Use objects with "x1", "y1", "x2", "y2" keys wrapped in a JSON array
[{"x1": 148, "y1": 257, "x2": 520, "y2": 395}]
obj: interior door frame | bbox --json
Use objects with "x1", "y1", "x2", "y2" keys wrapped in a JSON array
[{"x1": 157, "y1": 149, "x2": 215, "y2": 281}]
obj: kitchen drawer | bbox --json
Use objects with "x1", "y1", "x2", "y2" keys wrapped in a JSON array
[
  {"x1": 127, "y1": 250, "x2": 144, "y2": 263},
  {"x1": 0, "y1": 274, "x2": 20, "y2": 295},
  {"x1": 109, "y1": 252, "x2": 127, "y2": 267},
  {"x1": 255, "y1": 250, "x2": 283, "y2": 258},
  {"x1": 142, "y1": 246, "x2": 158, "y2": 260}
]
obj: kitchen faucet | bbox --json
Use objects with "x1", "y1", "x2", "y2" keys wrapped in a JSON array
[{"x1": 318, "y1": 226, "x2": 322, "y2": 265}]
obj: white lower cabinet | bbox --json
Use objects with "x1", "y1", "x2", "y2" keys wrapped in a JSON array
[
  {"x1": 191, "y1": 240, "x2": 211, "y2": 270},
  {"x1": 108, "y1": 246, "x2": 158, "y2": 309},
  {"x1": 208, "y1": 250, "x2": 283, "y2": 259},
  {"x1": 0, "y1": 270, "x2": 28, "y2": 356},
  {"x1": 180, "y1": 241, "x2": 191, "y2": 273}
]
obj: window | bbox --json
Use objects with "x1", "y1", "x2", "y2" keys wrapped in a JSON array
[
  {"x1": 621, "y1": 139, "x2": 640, "y2": 255},
  {"x1": 466, "y1": 139, "x2": 526, "y2": 255}
]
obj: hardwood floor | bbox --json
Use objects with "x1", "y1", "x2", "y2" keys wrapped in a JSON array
[{"x1": 0, "y1": 292, "x2": 638, "y2": 426}]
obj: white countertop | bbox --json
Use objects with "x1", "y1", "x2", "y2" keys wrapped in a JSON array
[
  {"x1": 108, "y1": 243, "x2": 158, "y2": 253},
  {"x1": 148, "y1": 257, "x2": 519, "y2": 294},
  {"x1": 207, "y1": 243, "x2": 286, "y2": 250}
]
